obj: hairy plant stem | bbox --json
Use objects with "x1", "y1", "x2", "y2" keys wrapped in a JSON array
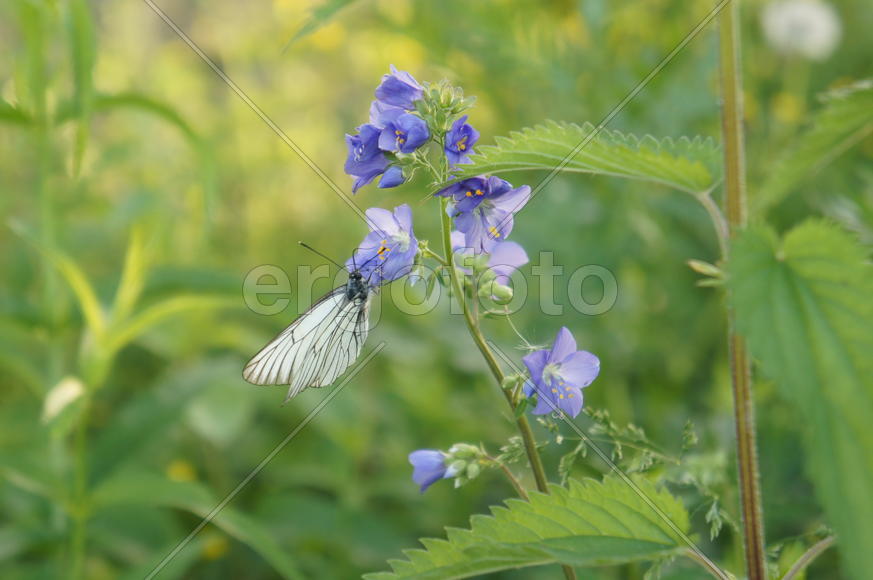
[
  {"x1": 437, "y1": 200, "x2": 576, "y2": 580},
  {"x1": 717, "y1": 2, "x2": 767, "y2": 579},
  {"x1": 781, "y1": 536, "x2": 835, "y2": 580},
  {"x1": 438, "y1": 198, "x2": 549, "y2": 493}
]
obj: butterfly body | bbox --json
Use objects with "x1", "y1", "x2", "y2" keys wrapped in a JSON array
[{"x1": 243, "y1": 270, "x2": 372, "y2": 400}]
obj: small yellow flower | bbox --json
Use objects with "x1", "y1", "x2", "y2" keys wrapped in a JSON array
[{"x1": 166, "y1": 459, "x2": 197, "y2": 482}]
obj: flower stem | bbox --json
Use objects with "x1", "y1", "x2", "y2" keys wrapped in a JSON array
[
  {"x1": 438, "y1": 199, "x2": 575, "y2": 580},
  {"x1": 439, "y1": 198, "x2": 549, "y2": 493},
  {"x1": 487, "y1": 455, "x2": 530, "y2": 501},
  {"x1": 717, "y1": 2, "x2": 767, "y2": 579},
  {"x1": 781, "y1": 536, "x2": 836, "y2": 580}
]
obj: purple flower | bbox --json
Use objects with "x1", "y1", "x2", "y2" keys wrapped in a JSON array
[
  {"x1": 436, "y1": 176, "x2": 531, "y2": 253},
  {"x1": 344, "y1": 124, "x2": 389, "y2": 193},
  {"x1": 375, "y1": 65, "x2": 423, "y2": 110},
  {"x1": 378, "y1": 166, "x2": 404, "y2": 189},
  {"x1": 347, "y1": 204, "x2": 418, "y2": 287},
  {"x1": 369, "y1": 100, "x2": 404, "y2": 128},
  {"x1": 523, "y1": 327, "x2": 600, "y2": 418},
  {"x1": 408, "y1": 450, "x2": 454, "y2": 493},
  {"x1": 451, "y1": 231, "x2": 528, "y2": 285},
  {"x1": 378, "y1": 113, "x2": 430, "y2": 154},
  {"x1": 445, "y1": 115, "x2": 479, "y2": 166}
]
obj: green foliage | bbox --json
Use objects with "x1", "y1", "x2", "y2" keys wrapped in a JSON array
[
  {"x1": 286, "y1": 0, "x2": 359, "y2": 44},
  {"x1": 451, "y1": 121, "x2": 721, "y2": 194},
  {"x1": 755, "y1": 80, "x2": 873, "y2": 214},
  {"x1": 365, "y1": 477, "x2": 691, "y2": 579},
  {"x1": 93, "y1": 470, "x2": 303, "y2": 579},
  {"x1": 729, "y1": 220, "x2": 873, "y2": 579}
]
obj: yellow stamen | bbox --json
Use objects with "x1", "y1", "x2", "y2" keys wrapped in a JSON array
[
  {"x1": 488, "y1": 226, "x2": 501, "y2": 238},
  {"x1": 465, "y1": 190, "x2": 473, "y2": 197},
  {"x1": 559, "y1": 394, "x2": 564, "y2": 399},
  {"x1": 474, "y1": 189, "x2": 484, "y2": 196},
  {"x1": 551, "y1": 388, "x2": 558, "y2": 393}
]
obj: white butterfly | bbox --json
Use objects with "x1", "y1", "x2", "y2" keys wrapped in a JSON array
[{"x1": 242, "y1": 269, "x2": 371, "y2": 401}]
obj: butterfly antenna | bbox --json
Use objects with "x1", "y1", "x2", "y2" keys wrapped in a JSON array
[{"x1": 298, "y1": 241, "x2": 343, "y2": 269}]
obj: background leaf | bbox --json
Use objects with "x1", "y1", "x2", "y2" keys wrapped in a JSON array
[
  {"x1": 365, "y1": 477, "x2": 691, "y2": 579},
  {"x1": 93, "y1": 470, "x2": 303, "y2": 580},
  {"x1": 729, "y1": 220, "x2": 873, "y2": 580},
  {"x1": 754, "y1": 80, "x2": 873, "y2": 215},
  {"x1": 451, "y1": 121, "x2": 721, "y2": 194},
  {"x1": 286, "y1": 0, "x2": 359, "y2": 45}
]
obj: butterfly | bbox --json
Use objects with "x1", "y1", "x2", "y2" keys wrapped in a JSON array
[{"x1": 242, "y1": 263, "x2": 372, "y2": 401}]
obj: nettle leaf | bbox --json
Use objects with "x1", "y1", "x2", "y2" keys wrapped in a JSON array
[
  {"x1": 755, "y1": 79, "x2": 873, "y2": 214},
  {"x1": 729, "y1": 220, "x2": 873, "y2": 580},
  {"x1": 451, "y1": 121, "x2": 721, "y2": 194},
  {"x1": 365, "y1": 477, "x2": 691, "y2": 580}
]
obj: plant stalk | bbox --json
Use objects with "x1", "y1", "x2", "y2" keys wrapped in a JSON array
[
  {"x1": 70, "y1": 398, "x2": 91, "y2": 580},
  {"x1": 438, "y1": 199, "x2": 575, "y2": 579},
  {"x1": 717, "y1": 2, "x2": 767, "y2": 579},
  {"x1": 439, "y1": 199, "x2": 549, "y2": 493},
  {"x1": 781, "y1": 536, "x2": 835, "y2": 580}
]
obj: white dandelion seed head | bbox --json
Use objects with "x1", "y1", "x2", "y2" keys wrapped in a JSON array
[{"x1": 761, "y1": 0, "x2": 842, "y2": 61}]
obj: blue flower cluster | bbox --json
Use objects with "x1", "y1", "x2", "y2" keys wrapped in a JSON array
[
  {"x1": 344, "y1": 66, "x2": 481, "y2": 193},
  {"x1": 337, "y1": 67, "x2": 601, "y2": 493}
]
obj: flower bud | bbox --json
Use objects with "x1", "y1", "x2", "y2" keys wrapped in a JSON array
[{"x1": 489, "y1": 282, "x2": 514, "y2": 304}]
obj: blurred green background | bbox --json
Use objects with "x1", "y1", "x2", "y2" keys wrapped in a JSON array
[{"x1": 1, "y1": 0, "x2": 871, "y2": 578}]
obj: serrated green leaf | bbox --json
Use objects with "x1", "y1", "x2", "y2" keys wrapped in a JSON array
[
  {"x1": 755, "y1": 80, "x2": 873, "y2": 214},
  {"x1": 729, "y1": 220, "x2": 873, "y2": 580},
  {"x1": 365, "y1": 477, "x2": 691, "y2": 579},
  {"x1": 451, "y1": 121, "x2": 721, "y2": 194},
  {"x1": 93, "y1": 470, "x2": 303, "y2": 580}
]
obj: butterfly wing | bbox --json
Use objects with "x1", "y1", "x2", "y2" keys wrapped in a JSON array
[{"x1": 242, "y1": 287, "x2": 370, "y2": 400}]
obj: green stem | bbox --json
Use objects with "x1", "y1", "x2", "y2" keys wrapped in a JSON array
[
  {"x1": 781, "y1": 536, "x2": 836, "y2": 580},
  {"x1": 70, "y1": 398, "x2": 91, "y2": 580},
  {"x1": 438, "y1": 199, "x2": 575, "y2": 580},
  {"x1": 717, "y1": 2, "x2": 767, "y2": 579},
  {"x1": 439, "y1": 198, "x2": 549, "y2": 493},
  {"x1": 487, "y1": 455, "x2": 530, "y2": 501},
  {"x1": 695, "y1": 191, "x2": 729, "y2": 257}
]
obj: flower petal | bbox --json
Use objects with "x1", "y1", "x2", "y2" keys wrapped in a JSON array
[
  {"x1": 488, "y1": 241, "x2": 528, "y2": 283},
  {"x1": 365, "y1": 207, "x2": 399, "y2": 237},
  {"x1": 393, "y1": 204, "x2": 414, "y2": 232},
  {"x1": 560, "y1": 350, "x2": 600, "y2": 388},
  {"x1": 522, "y1": 350, "x2": 550, "y2": 391},
  {"x1": 549, "y1": 327, "x2": 577, "y2": 362},
  {"x1": 409, "y1": 450, "x2": 448, "y2": 493},
  {"x1": 378, "y1": 166, "x2": 404, "y2": 188},
  {"x1": 491, "y1": 184, "x2": 531, "y2": 214}
]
